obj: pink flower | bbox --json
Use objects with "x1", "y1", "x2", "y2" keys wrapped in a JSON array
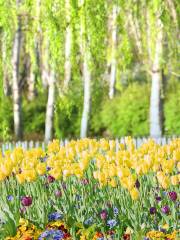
[
  {"x1": 100, "y1": 209, "x2": 108, "y2": 220},
  {"x1": 21, "y1": 196, "x2": 32, "y2": 207}
]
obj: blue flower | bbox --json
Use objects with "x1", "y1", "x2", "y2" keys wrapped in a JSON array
[
  {"x1": 7, "y1": 195, "x2": 14, "y2": 201},
  {"x1": 107, "y1": 219, "x2": 117, "y2": 229},
  {"x1": 46, "y1": 166, "x2": 51, "y2": 171},
  {"x1": 38, "y1": 229, "x2": 65, "y2": 240},
  {"x1": 84, "y1": 217, "x2": 93, "y2": 225},
  {"x1": 113, "y1": 207, "x2": 119, "y2": 216},
  {"x1": 48, "y1": 212, "x2": 63, "y2": 221}
]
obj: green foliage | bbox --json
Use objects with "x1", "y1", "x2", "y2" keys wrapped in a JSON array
[
  {"x1": 0, "y1": 96, "x2": 13, "y2": 142},
  {"x1": 22, "y1": 93, "x2": 46, "y2": 136},
  {"x1": 93, "y1": 83, "x2": 150, "y2": 137},
  {"x1": 164, "y1": 79, "x2": 180, "y2": 135},
  {"x1": 54, "y1": 89, "x2": 83, "y2": 139}
]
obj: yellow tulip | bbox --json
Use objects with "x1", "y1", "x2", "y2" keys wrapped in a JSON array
[
  {"x1": 16, "y1": 174, "x2": 25, "y2": 184},
  {"x1": 36, "y1": 162, "x2": 46, "y2": 175},
  {"x1": 130, "y1": 188, "x2": 139, "y2": 200},
  {"x1": 49, "y1": 168, "x2": 62, "y2": 180},
  {"x1": 117, "y1": 167, "x2": 130, "y2": 178},
  {"x1": 161, "y1": 177, "x2": 170, "y2": 189},
  {"x1": 170, "y1": 175, "x2": 179, "y2": 185},
  {"x1": 109, "y1": 178, "x2": 117, "y2": 188}
]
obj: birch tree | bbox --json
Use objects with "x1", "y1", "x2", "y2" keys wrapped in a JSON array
[
  {"x1": 12, "y1": 0, "x2": 22, "y2": 139},
  {"x1": 2, "y1": 33, "x2": 11, "y2": 96},
  {"x1": 45, "y1": 70, "x2": 55, "y2": 143},
  {"x1": 150, "y1": 18, "x2": 163, "y2": 137},
  {"x1": 64, "y1": 0, "x2": 72, "y2": 91},
  {"x1": 124, "y1": 0, "x2": 165, "y2": 137},
  {"x1": 108, "y1": 4, "x2": 118, "y2": 99},
  {"x1": 79, "y1": 0, "x2": 91, "y2": 138},
  {"x1": 26, "y1": 55, "x2": 36, "y2": 101}
]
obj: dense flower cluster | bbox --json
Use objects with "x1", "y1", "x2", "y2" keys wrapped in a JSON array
[
  {"x1": 5, "y1": 219, "x2": 71, "y2": 240},
  {"x1": 145, "y1": 229, "x2": 179, "y2": 240},
  {"x1": 0, "y1": 138, "x2": 179, "y2": 239},
  {"x1": 5, "y1": 219, "x2": 41, "y2": 240}
]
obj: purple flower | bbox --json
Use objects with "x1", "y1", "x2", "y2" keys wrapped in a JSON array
[
  {"x1": 161, "y1": 205, "x2": 170, "y2": 215},
  {"x1": 100, "y1": 209, "x2": 108, "y2": 220},
  {"x1": 48, "y1": 212, "x2": 63, "y2": 221},
  {"x1": 150, "y1": 207, "x2": 157, "y2": 215},
  {"x1": 7, "y1": 195, "x2": 14, "y2": 201},
  {"x1": 38, "y1": 229, "x2": 65, "y2": 240},
  {"x1": 81, "y1": 178, "x2": 89, "y2": 185},
  {"x1": 135, "y1": 179, "x2": 140, "y2": 189},
  {"x1": 168, "y1": 191, "x2": 177, "y2": 201},
  {"x1": 107, "y1": 219, "x2": 117, "y2": 229},
  {"x1": 47, "y1": 175, "x2": 55, "y2": 183},
  {"x1": 55, "y1": 190, "x2": 62, "y2": 197},
  {"x1": 46, "y1": 166, "x2": 51, "y2": 171},
  {"x1": 155, "y1": 196, "x2": 162, "y2": 202},
  {"x1": 21, "y1": 196, "x2": 32, "y2": 207},
  {"x1": 113, "y1": 207, "x2": 119, "y2": 216}
]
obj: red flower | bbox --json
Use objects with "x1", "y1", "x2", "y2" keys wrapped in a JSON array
[
  {"x1": 24, "y1": 237, "x2": 32, "y2": 240},
  {"x1": 123, "y1": 234, "x2": 131, "y2": 240},
  {"x1": 96, "y1": 232, "x2": 104, "y2": 237},
  {"x1": 47, "y1": 175, "x2": 55, "y2": 183},
  {"x1": 64, "y1": 233, "x2": 71, "y2": 238},
  {"x1": 107, "y1": 230, "x2": 115, "y2": 235}
]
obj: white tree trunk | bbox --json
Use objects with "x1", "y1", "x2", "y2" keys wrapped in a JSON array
[
  {"x1": 27, "y1": 65, "x2": 35, "y2": 101},
  {"x1": 150, "y1": 19, "x2": 163, "y2": 138},
  {"x1": 109, "y1": 4, "x2": 118, "y2": 99},
  {"x1": 45, "y1": 71, "x2": 55, "y2": 143},
  {"x1": 64, "y1": 0, "x2": 72, "y2": 91},
  {"x1": 12, "y1": 0, "x2": 22, "y2": 139},
  {"x1": 80, "y1": 52, "x2": 91, "y2": 138},
  {"x1": 2, "y1": 36, "x2": 11, "y2": 96},
  {"x1": 79, "y1": 0, "x2": 91, "y2": 138}
]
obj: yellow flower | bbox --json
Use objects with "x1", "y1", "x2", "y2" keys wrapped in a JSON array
[
  {"x1": 16, "y1": 173, "x2": 25, "y2": 184},
  {"x1": 130, "y1": 187, "x2": 139, "y2": 200},
  {"x1": 49, "y1": 168, "x2": 62, "y2": 180},
  {"x1": 161, "y1": 176, "x2": 170, "y2": 189},
  {"x1": 170, "y1": 175, "x2": 178, "y2": 186},
  {"x1": 36, "y1": 162, "x2": 46, "y2": 175},
  {"x1": 109, "y1": 178, "x2": 117, "y2": 188},
  {"x1": 117, "y1": 167, "x2": 130, "y2": 178}
]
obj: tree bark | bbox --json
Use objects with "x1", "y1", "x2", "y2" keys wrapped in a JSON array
[
  {"x1": 41, "y1": 39, "x2": 49, "y2": 89},
  {"x1": 25, "y1": 54, "x2": 36, "y2": 101},
  {"x1": 27, "y1": 64, "x2": 36, "y2": 101},
  {"x1": 45, "y1": 71, "x2": 55, "y2": 143},
  {"x1": 12, "y1": 0, "x2": 22, "y2": 140},
  {"x1": 109, "y1": 4, "x2": 118, "y2": 99},
  {"x1": 2, "y1": 35, "x2": 11, "y2": 96},
  {"x1": 150, "y1": 19, "x2": 163, "y2": 138},
  {"x1": 79, "y1": 0, "x2": 91, "y2": 138},
  {"x1": 64, "y1": 0, "x2": 72, "y2": 91}
]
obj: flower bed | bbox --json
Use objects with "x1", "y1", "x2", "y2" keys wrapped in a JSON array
[{"x1": 0, "y1": 138, "x2": 179, "y2": 239}]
